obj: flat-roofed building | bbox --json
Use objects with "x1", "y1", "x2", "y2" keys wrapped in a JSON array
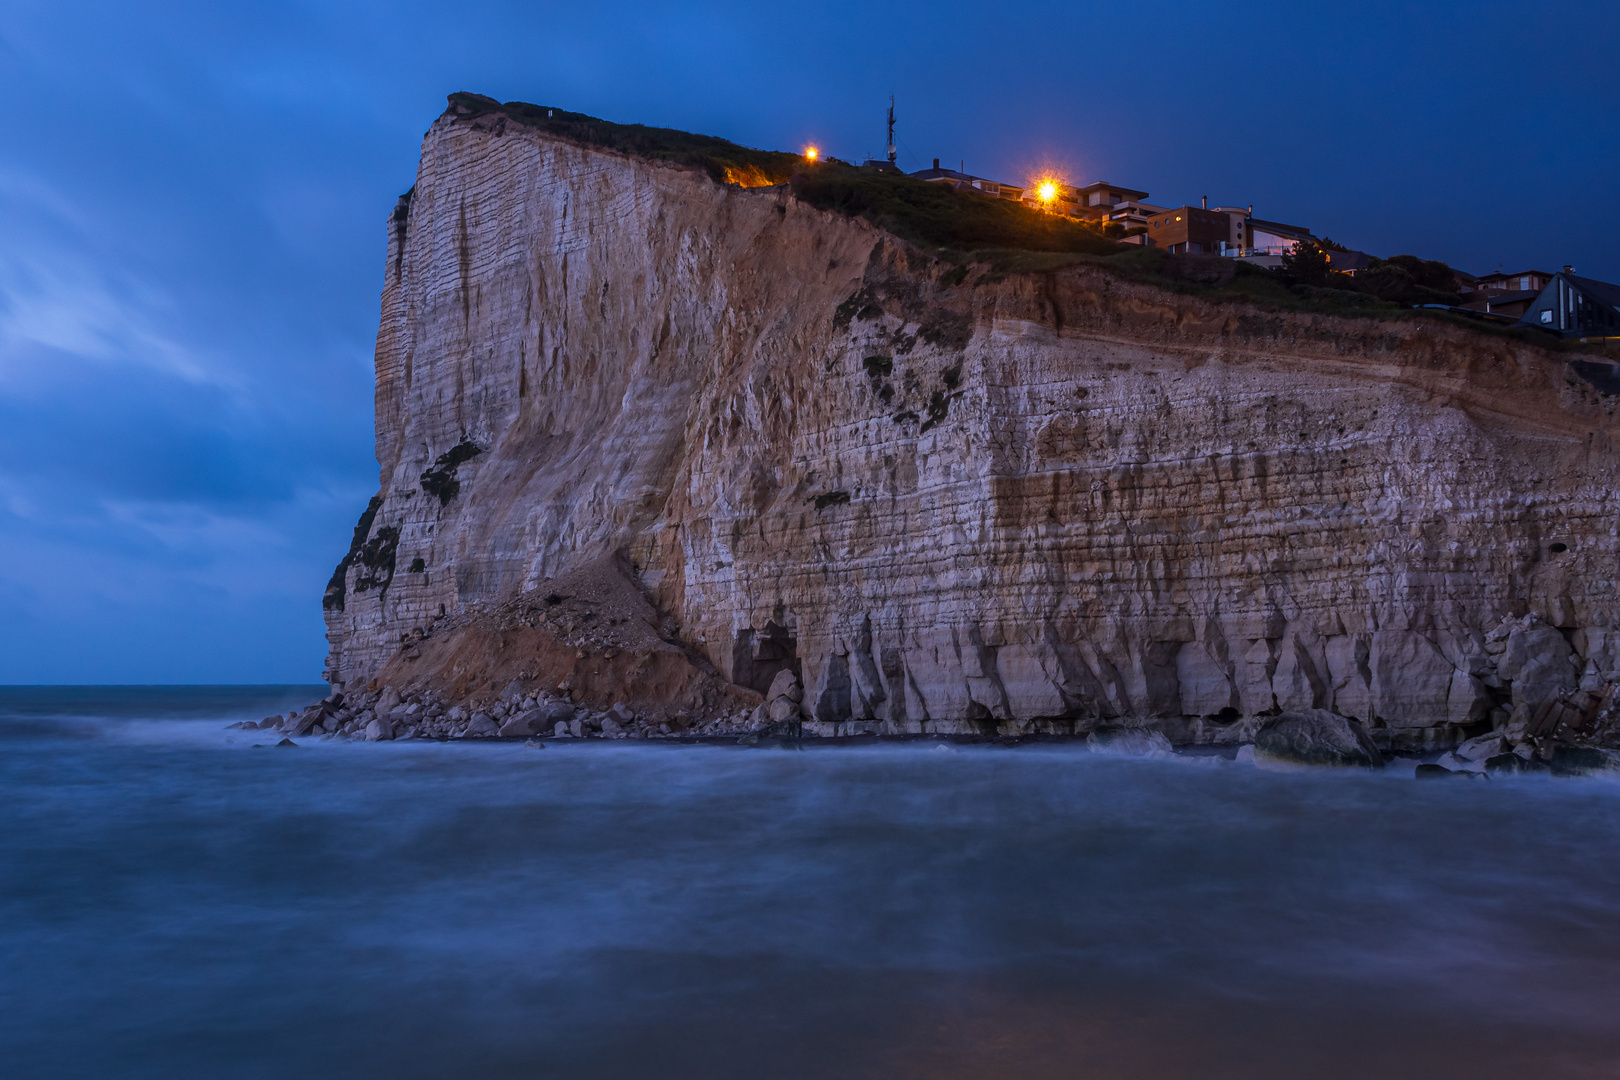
[
  {"x1": 911, "y1": 161, "x2": 1023, "y2": 201},
  {"x1": 1025, "y1": 183, "x2": 1086, "y2": 217},
  {"x1": 1460, "y1": 269, "x2": 1554, "y2": 317},
  {"x1": 1473, "y1": 269, "x2": 1555, "y2": 296},
  {"x1": 1108, "y1": 199, "x2": 1172, "y2": 229},
  {"x1": 1247, "y1": 217, "x2": 1314, "y2": 256},
  {"x1": 1070, "y1": 181, "x2": 1150, "y2": 210},
  {"x1": 1144, "y1": 205, "x2": 1241, "y2": 255}
]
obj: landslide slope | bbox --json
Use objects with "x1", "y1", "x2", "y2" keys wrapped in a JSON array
[{"x1": 323, "y1": 95, "x2": 1620, "y2": 745}]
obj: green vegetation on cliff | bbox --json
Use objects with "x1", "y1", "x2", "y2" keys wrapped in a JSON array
[
  {"x1": 789, "y1": 166, "x2": 1119, "y2": 258},
  {"x1": 446, "y1": 92, "x2": 1116, "y2": 260},
  {"x1": 447, "y1": 92, "x2": 803, "y2": 188},
  {"x1": 445, "y1": 93, "x2": 1601, "y2": 351}
]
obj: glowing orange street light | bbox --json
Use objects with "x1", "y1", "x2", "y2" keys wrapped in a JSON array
[
  {"x1": 1037, "y1": 179, "x2": 1059, "y2": 205},
  {"x1": 804, "y1": 145, "x2": 819, "y2": 163}
]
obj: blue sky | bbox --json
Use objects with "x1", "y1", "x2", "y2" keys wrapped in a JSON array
[{"x1": 2, "y1": 1, "x2": 1616, "y2": 683}]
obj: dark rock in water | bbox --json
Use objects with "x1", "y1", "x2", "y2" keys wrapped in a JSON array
[
  {"x1": 275, "y1": 738, "x2": 298, "y2": 748},
  {"x1": 1086, "y1": 726, "x2": 1173, "y2": 757},
  {"x1": 1416, "y1": 763, "x2": 1488, "y2": 781},
  {"x1": 1550, "y1": 745, "x2": 1620, "y2": 777},
  {"x1": 1254, "y1": 710, "x2": 1384, "y2": 768},
  {"x1": 1485, "y1": 753, "x2": 1548, "y2": 775}
]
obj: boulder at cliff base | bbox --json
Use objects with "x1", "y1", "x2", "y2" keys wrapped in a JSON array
[
  {"x1": 1086, "y1": 726, "x2": 1174, "y2": 758},
  {"x1": 1254, "y1": 710, "x2": 1385, "y2": 769}
]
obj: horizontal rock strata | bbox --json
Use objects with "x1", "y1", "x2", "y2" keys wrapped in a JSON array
[{"x1": 322, "y1": 98, "x2": 1620, "y2": 749}]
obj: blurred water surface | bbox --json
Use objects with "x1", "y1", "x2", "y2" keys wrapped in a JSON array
[{"x1": 3, "y1": 686, "x2": 1619, "y2": 1079}]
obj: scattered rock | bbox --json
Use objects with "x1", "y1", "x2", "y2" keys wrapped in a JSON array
[
  {"x1": 1086, "y1": 725, "x2": 1173, "y2": 758},
  {"x1": 1485, "y1": 753, "x2": 1548, "y2": 775},
  {"x1": 364, "y1": 717, "x2": 395, "y2": 741},
  {"x1": 1497, "y1": 616, "x2": 1578, "y2": 716},
  {"x1": 523, "y1": 738, "x2": 546, "y2": 749},
  {"x1": 465, "y1": 712, "x2": 499, "y2": 738},
  {"x1": 283, "y1": 709, "x2": 324, "y2": 737},
  {"x1": 1454, "y1": 733, "x2": 1506, "y2": 762},
  {"x1": 275, "y1": 738, "x2": 298, "y2": 748},
  {"x1": 1436, "y1": 751, "x2": 1483, "y2": 773},
  {"x1": 600, "y1": 716, "x2": 624, "y2": 736},
  {"x1": 766, "y1": 669, "x2": 803, "y2": 704},
  {"x1": 499, "y1": 708, "x2": 547, "y2": 738},
  {"x1": 1550, "y1": 745, "x2": 1620, "y2": 777},
  {"x1": 1253, "y1": 710, "x2": 1384, "y2": 768},
  {"x1": 1415, "y1": 763, "x2": 1458, "y2": 779},
  {"x1": 767, "y1": 696, "x2": 801, "y2": 724},
  {"x1": 1235, "y1": 744, "x2": 1256, "y2": 765}
]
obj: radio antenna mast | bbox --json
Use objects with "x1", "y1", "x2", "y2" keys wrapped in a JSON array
[{"x1": 886, "y1": 95, "x2": 896, "y2": 165}]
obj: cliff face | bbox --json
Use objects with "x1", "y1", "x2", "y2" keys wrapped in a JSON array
[{"x1": 324, "y1": 101, "x2": 1620, "y2": 746}]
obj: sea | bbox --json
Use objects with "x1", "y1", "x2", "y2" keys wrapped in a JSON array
[{"x1": 3, "y1": 685, "x2": 1619, "y2": 1079}]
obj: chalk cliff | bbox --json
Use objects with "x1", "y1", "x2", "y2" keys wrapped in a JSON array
[{"x1": 322, "y1": 97, "x2": 1620, "y2": 748}]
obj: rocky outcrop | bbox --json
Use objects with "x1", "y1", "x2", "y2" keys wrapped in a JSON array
[
  {"x1": 321, "y1": 97, "x2": 1620, "y2": 749},
  {"x1": 1254, "y1": 711, "x2": 1385, "y2": 768},
  {"x1": 1086, "y1": 726, "x2": 1175, "y2": 758}
]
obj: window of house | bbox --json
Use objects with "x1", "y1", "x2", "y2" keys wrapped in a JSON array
[{"x1": 1541, "y1": 310, "x2": 1554, "y2": 324}]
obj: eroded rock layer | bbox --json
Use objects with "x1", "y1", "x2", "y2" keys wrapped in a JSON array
[{"x1": 323, "y1": 100, "x2": 1620, "y2": 747}]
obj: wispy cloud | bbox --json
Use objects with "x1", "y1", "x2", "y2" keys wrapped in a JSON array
[{"x1": 0, "y1": 172, "x2": 228, "y2": 388}]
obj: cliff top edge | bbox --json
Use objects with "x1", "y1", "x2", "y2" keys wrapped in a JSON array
[{"x1": 434, "y1": 92, "x2": 1607, "y2": 356}]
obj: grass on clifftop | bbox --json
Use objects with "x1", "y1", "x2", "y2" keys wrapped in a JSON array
[
  {"x1": 788, "y1": 165, "x2": 1119, "y2": 258},
  {"x1": 446, "y1": 93, "x2": 1611, "y2": 353},
  {"x1": 447, "y1": 92, "x2": 1118, "y2": 259},
  {"x1": 447, "y1": 92, "x2": 803, "y2": 188}
]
